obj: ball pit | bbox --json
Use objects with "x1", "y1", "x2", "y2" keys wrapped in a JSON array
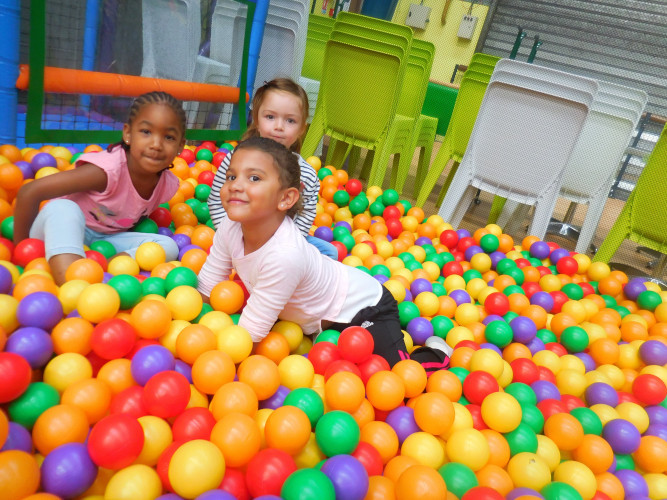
[{"x1": 0, "y1": 143, "x2": 666, "y2": 499}]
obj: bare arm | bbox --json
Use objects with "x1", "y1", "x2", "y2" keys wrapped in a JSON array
[{"x1": 13, "y1": 163, "x2": 108, "y2": 243}]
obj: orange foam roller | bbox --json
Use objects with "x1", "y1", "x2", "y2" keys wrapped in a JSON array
[{"x1": 16, "y1": 65, "x2": 248, "y2": 104}]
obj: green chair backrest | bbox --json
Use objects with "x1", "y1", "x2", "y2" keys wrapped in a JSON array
[
  {"x1": 466, "y1": 61, "x2": 496, "y2": 76},
  {"x1": 632, "y1": 124, "x2": 667, "y2": 244},
  {"x1": 336, "y1": 11, "x2": 413, "y2": 40},
  {"x1": 320, "y1": 39, "x2": 402, "y2": 143},
  {"x1": 449, "y1": 74, "x2": 490, "y2": 157},
  {"x1": 395, "y1": 41, "x2": 435, "y2": 119},
  {"x1": 470, "y1": 52, "x2": 501, "y2": 67},
  {"x1": 302, "y1": 35, "x2": 328, "y2": 80},
  {"x1": 329, "y1": 25, "x2": 410, "y2": 58},
  {"x1": 328, "y1": 31, "x2": 406, "y2": 59},
  {"x1": 308, "y1": 14, "x2": 335, "y2": 31}
]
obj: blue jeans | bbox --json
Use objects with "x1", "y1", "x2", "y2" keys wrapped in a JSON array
[
  {"x1": 305, "y1": 235, "x2": 338, "y2": 260},
  {"x1": 30, "y1": 199, "x2": 179, "y2": 261}
]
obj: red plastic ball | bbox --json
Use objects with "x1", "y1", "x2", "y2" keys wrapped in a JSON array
[
  {"x1": 537, "y1": 266, "x2": 552, "y2": 277},
  {"x1": 212, "y1": 151, "x2": 227, "y2": 167},
  {"x1": 220, "y1": 467, "x2": 250, "y2": 500},
  {"x1": 0, "y1": 352, "x2": 32, "y2": 403},
  {"x1": 357, "y1": 354, "x2": 391, "y2": 384},
  {"x1": 12, "y1": 238, "x2": 45, "y2": 267},
  {"x1": 439, "y1": 229, "x2": 459, "y2": 249},
  {"x1": 172, "y1": 407, "x2": 217, "y2": 442},
  {"x1": 351, "y1": 441, "x2": 384, "y2": 477},
  {"x1": 308, "y1": 341, "x2": 342, "y2": 375},
  {"x1": 457, "y1": 340, "x2": 481, "y2": 351},
  {"x1": 579, "y1": 282, "x2": 595, "y2": 296},
  {"x1": 386, "y1": 218, "x2": 403, "y2": 239},
  {"x1": 443, "y1": 261, "x2": 464, "y2": 277},
  {"x1": 462, "y1": 486, "x2": 505, "y2": 500},
  {"x1": 382, "y1": 206, "x2": 401, "y2": 220},
  {"x1": 521, "y1": 281, "x2": 542, "y2": 298},
  {"x1": 149, "y1": 207, "x2": 173, "y2": 227},
  {"x1": 157, "y1": 440, "x2": 183, "y2": 492},
  {"x1": 110, "y1": 385, "x2": 148, "y2": 417},
  {"x1": 197, "y1": 170, "x2": 215, "y2": 186},
  {"x1": 245, "y1": 448, "x2": 297, "y2": 498},
  {"x1": 338, "y1": 326, "x2": 374, "y2": 364},
  {"x1": 457, "y1": 236, "x2": 476, "y2": 253},
  {"x1": 331, "y1": 241, "x2": 347, "y2": 261},
  {"x1": 91, "y1": 318, "x2": 137, "y2": 360},
  {"x1": 617, "y1": 391, "x2": 641, "y2": 405},
  {"x1": 463, "y1": 370, "x2": 499, "y2": 405},
  {"x1": 87, "y1": 413, "x2": 145, "y2": 469},
  {"x1": 345, "y1": 179, "x2": 363, "y2": 197},
  {"x1": 545, "y1": 342, "x2": 568, "y2": 357},
  {"x1": 142, "y1": 371, "x2": 190, "y2": 419},
  {"x1": 632, "y1": 374, "x2": 667, "y2": 406},
  {"x1": 484, "y1": 292, "x2": 510, "y2": 316},
  {"x1": 556, "y1": 256, "x2": 579, "y2": 276},
  {"x1": 536, "y1": 398, "x2": 567, "y2": 420},
  {"x1": 515, "y1": 258, "x2": 531, "y2": 269},
  {"x1": 323, "y1": 359, "x2": 362, "y2": 381},
  {"x1": 179, "y1": 149, "x2": 195, "y2": 164},
  {"x1": 549, "y1": 291, "x2": 569, "y2": 314},
  {"x1": 84, "y1": 250, "x2": 108, "y2": 271},
  {"x1": 467, "y1": 403, "x2": 489, "y2": 430},
  {"x1": 200, "y1": 141, "x2": 217, "y2": 152},
  {"x1": 510, "y1": 358, "x2": 540, "y2": 385},
  {"x1": 560, "y1": 394, "x2": 585, "y2": 411},
  {"x1": 537, "y1": 365, "x2": 557, "y2": 384}
]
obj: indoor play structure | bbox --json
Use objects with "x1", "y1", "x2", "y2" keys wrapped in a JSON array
[{"x1": 0, "y1": 1, "x2": 666, "y2": 499}]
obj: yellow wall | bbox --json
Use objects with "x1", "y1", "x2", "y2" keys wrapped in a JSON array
[{"x1": 392, "y1": 0, "x2": 488, "y2": 83}]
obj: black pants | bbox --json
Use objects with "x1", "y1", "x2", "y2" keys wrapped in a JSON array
[{"x1": 329, "y1": 287, "x2": 449, "y2": 375}]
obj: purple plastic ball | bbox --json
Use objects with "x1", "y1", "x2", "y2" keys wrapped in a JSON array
[
  {"x1": 102, "y1": 272, "x2": 113, "y2": 283},
  {"x1": 506, "y1": 488, "x2": 544, "y2": 500},
  {"x1": 321, "y1": 454, "x2": 369, "y2": 500},
  {"x1": 479, "y1": 343, "x2": 503, "y2": 355},
  {"x1": 5, "y1": 326, "x2": 54, "y2": 368},
  {"x1": 549, "y1": 247, "x2": 570, "y2": 264},
  {"x1": 415, "y1": 236, "x2": 431, "y2": 246},
  {"x1": 489, "y1": 251, "x2": 506, "y2": 268},
  {"x1": 530, "y1": 380, "x2": 561, "y2": 402},
  {"x1": 16, "y1": 291, "x2": 64, "y2": 330},
  {"x1": 623, "y1": 280, "x2": 647, "y2": 301},
  {"x1": 525, "y1": 336, "x2": 545, "y2": 355},
  {"x1": 374, "y1": 275, "x2": 389, "y2": 284},
  {"x1": 410, "y1": 278, "x2": 432, "y2": 297},
  {"x1": 406, "y1": 317, "x2": 434, "y2": 345},
  {"x1": 15, "y1": 160, "x2": 34, "y2": 180},
  {"x1": 645, "y1": 405, "x2": 667, "y2": 426},
  {"x1": 259, "y1": 385, "x2": 290, "y2": 409},
  {"x1": 449, "y1": 289, "x2": 471, "y2": 306},
  {"x1": 384, "y1": 406, "x2": 419, "y2": 445},
  {"x1": 30, "y1": 152, "x2": 57, "y2": 172},
  {"x1": 253, "y1": 497, "x2": 283, "y2": 500},
  {"x1": 196, "y1": 491, "x2": 237, "y2": 500},
  {"x1": 574, "y1": 352, "x2": 596, "y2": 372},
  {"x1": 638, "y1": 340, "x2": 667, "y2": 365},
  {"x1": 529, "y1": 241, "x2": 550, "y2": 260},
  {"x1": 483, "y1": 314, "x2": 505, "y2": 325},
  {"x1": 172, "y1": 233, "x2": 192, "y2": 250},
  {"x1": 585, "y1": 382, "x2": 619, "y2": 407},
  {"x1": 603, "y1": 418, "x2": 641, "y2": 454},
  {"x1": 41, "y1": 443, "x2": 97, "y2": 498},
  {"x1": 174, "y1": 359, "x2": 193, "y2": 383},
  {"x1": 644, "y1": 424, "x2": 667, "y2": 441},
  {"x1": 510, "y1": 316, "x2": 537, "y2": 344},
  {"x1": 130, "y1": 345, "x2": 176, "y2": 385},
  {"x1": 0, "y1": 265, "x2": 11, "y2": 294},
  {"x1": 314, "y1": 226, "x2": 334, "y2": 242},
  {"x1": 456, "y1": 228, "x2": 471, "y2": 239},
  {"x1": 179, "y1": 243, "x2": 203, "y2": 260},
  {"x1": 1, "y1": 422, "x2": 33, "y2": 452},
  {"x1": 157, "y1": 495, "x2": 185, "y2": 500},
  {"x1": 614, "y1": 469, "x2": 648, "y2": 498},
  {"x1": 158, "y1": 226, "x2": 174, "y2": 237},
  {"x1": 530, "y1": 291, "x2": 554, "y2": 313},
  {"x1": 464, "y1": 245, "x2": 484, "y2": 261},
  {"x1": 404, "y1": 289, "x2": 413, "y2": 302},
  {"x1": 334, "y1": 221, "x2": 352, "y2": 232}
]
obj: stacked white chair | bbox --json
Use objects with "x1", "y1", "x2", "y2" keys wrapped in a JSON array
[
  {"x1": 499, "y1": 80, "x2": 647, "y2": 252},
  {"x1": 141, "y1": 0, "x2": 232, "y2": 126},
  {"x1": 437, "y1": 59, "x2": 598, "y2": 240}
]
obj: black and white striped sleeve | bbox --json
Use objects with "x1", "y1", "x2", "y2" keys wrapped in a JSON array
[
  {"x1": 294, "y1": 155, "x2": 319, "y2": 237},
  {"x1": 207, "y1": 150, "x2": 232, "y2": 230}
]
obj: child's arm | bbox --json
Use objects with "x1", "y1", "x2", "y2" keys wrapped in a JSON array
[
  {"x1": 207, "y1": 151, "x2": 232, "y2": 230},
  {"x1": 13, "y1": 163, "x2": 107, "y2": 244},
  {"x1": 292, "y1": 160, "x2": 319, "y2": 237}
]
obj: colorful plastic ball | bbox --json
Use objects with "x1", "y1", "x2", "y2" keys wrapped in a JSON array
[
  {"x1": 632, "y1": 373, "x2": 667, "y2": 406},
  {"x1": 5, "y1": 326, "x2": 53, "y2": 369},
  {"x1": 0, "y1": 352, "x2": 32, "y2": 403},
  {"x1": 246, "y1": 448, "x2": 297, "y2": 498},
  {"x1": 504, "y1": 423, "x2": 539, "y2": 455},
  {"x1": 507, "y1": 452, "x2": 551, "y2": 491},
  {"x1": 7, "y1": 382, "x2": 59, "y2": 428},
  {"x1": 130, "y1": 299, "x2": 172, "y2": 339},
  {"x1": 12, "y1": 238, "x2": 45, "y2": 267},
  {"x1": 406, "y1": 317, "x2": 434, "y2": 345},
  {"x1": 463, "y1": 370, "x2": 499, "y2": 405},
  {"x1": 131, "y1": 345, "x2": 175, "y2": 385},
  {"x1": 107, "y1": 274, "x2": 143, "y2": 309},
  {"x1": 167, "y1": 439, "x2": 225, "y2": 498},
  {"x1": 87, "y1": 413, "x2": 144, "y2": 469},
  {"x1": 560, "y1": 326, "x2": 589, "y2": 353},
  {"x1": 315, "y1": 410, "x2": 360, "y2": 457},
  {"x1": 0, "y1": 450, "x2": 41, "y2": 500},
  {"x1": 62, "y1": 378, "x2": 112, "y2": 424},
  {"x1": 485, "y1": 292, "x2": 510, "y2": 316},
  {"x1": 638, "y1": 339, "x2": 667, "y2": 365},
  {"x1": 602, "y1": 418, "x2": 641, "y2": 454},
  {"x1": 278, "y1": 353, "x2": 314, "y2": 390},
  {"x1": 481, "y1": 392, "x2": 522, "y2": 433},
  {"x1": 540, "y1": 481, "x2": 584, "y2": 500},
  {"x1": 281, "y1": 468, "x2": 335, "y2": 500},
  {"x1": 2, "y1": 420, "x2": 32, "y2": 452},
  {"x1": 324, "y1": 370, "x2": 365, "y2": 413},
  {"x1": 90, "y1": 318, "x2": 136, "y2": 360},
  {"x1": 264, "y1": 405, "x2": 311, "y2": 455},
  {"x1": 585, "y1": 382, "x2": 619, "y2": 407},
  {"x1": 321, "y1": 454, "x2": 369, "y2": 500},
  {"x1": 385, "y1": 406, "x2": 420, "y2": 445},
  {"x1": 614, "y1": 469, "x2": 648, "y2": 498},
  {"x1": 143, "y1": 370, "x2": 190, "y2": 419},
  {"x1": 446, "y1": 428, "x2": 490, "y2": 471},
  {"x1": 209, "y1": 280, "x2": 245, "y2": 315},
  {"x1": 16, "y1": 291, "x2": 63, "y2": 330},
  {"x1": 337, "y1": 326, "x2": 374, "y2": 364},
  {"x1": 357, "y1": 354, "x2": 391, "y2": 384},
  {"x1": 32, "y1": 403, "x2": 89, "y2": 456},
  {"x1": 40, "y1": 442, "x2": 97, "y2": 498},
  {"x1": 76, "y1": 283, "x2": 121, "y2": 323},
  {"x1": 366, "y1": 370, "x2": 406, "y2": 411},
  {"x1": 104, "y1": 464, "x2": 162, "y2": 500},
  {"x1": 166, "y1": 285, "x2": 203, "y2": 321},
  {"x1": 351, "y1": 441, "x2": 383, "y2": 477}
]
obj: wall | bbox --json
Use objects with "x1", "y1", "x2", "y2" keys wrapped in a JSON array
[{"x1": 392, "y1": 0, "x2": 489, "y2": 83}]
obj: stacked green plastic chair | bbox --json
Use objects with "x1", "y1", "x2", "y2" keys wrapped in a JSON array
[
  {"x1": 301, "y1": 13, "x2": 412, "y2": 178},
  {"x1": 302, "y1": 15, "x2": 334, "y2": 81},
  {"x1": 592, "y1": 124, "x2": 667, "y2": 266},
  {"x1": 415, "y1": 53, "x2": 500, "y2": 207}
]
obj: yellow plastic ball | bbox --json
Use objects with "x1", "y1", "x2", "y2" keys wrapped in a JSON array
[
  {"x1": 556, "y1": 369, "x2": 587, "y2": 398},
  {"x1": 107, "y1": 255, "x2": 140, "y2": 276},
  {"x1": 445, "y1": 428, "x2": 490, "y2": 471},
  {"x1": 407, "y1": 245, "x2": 426, "y2": 263},
  {"x1": 533, "y1": 350, "x2": 562, "y2": 375},
  {"x1": 0, "y1": 293, "x2": 19, "y2": 333},
  {"x1": 587, "y1": 261, "x2": 610, "y2": 281},
  {"x1": 553, "y1": 460, "x2": 597, "y2": 500},
  {"x1": 385, "y1": 256, "x2": 405, "y2": 272},
  {"x1": 446, "y1": 326, "x2": 475, "y2": 347},
  {"x1": 589, "y1": 404, "x2": 619, "y2": 426},
  {"x1": 166, "y1": 285, "x2": 203, "y2": 321},
  {"x1": 57, "y1": 279, "x2": 89, "y2": 315},
  {"x1": 35, "y1": 166, "x2": 59, "y2": 179},
  {"x1": 414, "y1": 291, "x2": 440, "y2": 317},
  {"x1": 421, "y1": 261, "x2": 441, "y2": 281},
  {"x1": 342, "y1": 255, "x2": 363, "y2": 268},
  {"x1": 135, "y1": 242, "x2": 167, "y2": 272},
  {"x1": 43, "y1": 353, "x2": 92, "y2": 393},
  {"x1": 272, "y1": 320, "x2": 304, "y2": 352},
  {"x1": 104, "y1": 464, "x2": 162, "y2": 500},
  {"x1": 454, "y1": 302, "x2": 480, "y2": 326},
  {"x1": 645, "y1": 473, "x2": 667, "y2": 500},
  {"x1": 401, "y1": 432, "x2": 446, "y2": 469},
  {"x1": 466, "y1": 278, "x2": 488, "y2": 300},
  {"x1": 306, "y1": 156, "x2": 321, "y2": 170},
  {"x1": 536, "y1": 434, "x2": 561, "y2": 472},
  {"x1": 539, "y1": 274, "x2": 562, "y2": 292},
  {"x1": 160, "y1": 319, "x2": 188, "y2": 354},
  {"x1": 444, "y1": 275, "x2": 466, "y2": 293},
  {"x1": 507, "y1": 452, "x2": 551, "y2": 491},
  {"x1": 168, "y1": 440, "x2": 225, "y2": 499},
  {"x1": 375, "y1": 240, "x2": 394, "y2": 259},
  {"x1": 136, "y1": 416, "x2": 173, "y2": 466},
  {"x1": 470, "y1": 349, "x2": 504, "y2": 379},
  {"x1": 470, "y1": 252, "x2": 492, "y2": 273},
  {"x1": 197, "y1": 310, "x2": 234, "y2": 335},
  {"x1": 441, "y1": 402, "x2": 473, "y2": 439},
  {"x1": 384, "y1": 279, "x2": 406, "y2": 303},
  {"x1": 278, "y1": 354, "x2": 315, "y2": 390},
  {"x1": 216, "y1": 324, "x2": 253, "y2": 363},
  {"x1": 616, "y1": 402, "x2": 649, "y2": 433},
  {"x1": 481, "y1": 392, "x2": 522, "y2": 433},
  {"x1": 77, "y1": 283, "x2": 120, "y2": 323}
]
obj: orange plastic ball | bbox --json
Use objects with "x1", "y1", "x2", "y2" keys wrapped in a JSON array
[
  {"x1": 61, "y1": 378, "x2": 112, "y2": 424},
  {"x1": 191, "y1": 350, "x2": 236, "y2": 395},
  {"x1": 360, "y1": 421, "x2": 399, "y2": 464},
  {"x1": 175, "y1": 323, "x2": 217, "y2": 364},
  {"x1": 395, "y1": 464, "x2": 448, "y2": 500},
  {"x1": 0, "y1": 450, "x2": 40, "y2": 500},
  {"x1": 572, "y1": 434, "x2": 614, "y2": 474},
  {"x1": 96, "y1": 358, "x2": 135, "y2": 395},
  {"x1": 392, "y1": 359, "x2": 427, "y2": 398},
  {"x1": 64, "y1": 258, "x2": 105, "y2": 283},
  {"x1": 210, "y1": 381, "x2": 258, "y2": 420},
  {"x1": 130, "y1": 299, "x2": 172, "y2": 339},
  {"x1": 254, "y1": 331, "x2": 291, "y2": 364},
  {"x1": 12, "y1": 274, "x2": 59, "y2": 300},
  {"x1": 210, "y1": 280, "x2": 245, "y2": 315},
  {"x1": 413, "y1": 392, "x2": 455, "y2": 436},
  {"x1": 324, "y1": 371, "x2": 366, "y2": 413},
  {"x1": 237, "y1": 355, "x2": 281, "y2": 400},
  {"x1": 543, "y1": 412, "x2": 584, "y2": 451},
  {"x1": 426, "y1": 369, "x2": 462, "y2": 401},
  {"x1": 384, "y1": 455, "x2": 420, "y2": 483},
  {"x1": 263, "y1": 405, "x2": 311, "y2": 455},
  {"x1": 366, "y1": 370, "x2": 406, "y2": 412},
  {"x1": 210, "y1": 412, "x2": 261, "y2": 467},
  {"x1": 31, "y1": 404, "x2": 89, "y2": 455}
]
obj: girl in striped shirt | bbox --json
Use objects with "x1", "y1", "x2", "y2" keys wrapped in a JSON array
[{"x1": 208, "y1": 78, "x2": 337, "y2": 259}]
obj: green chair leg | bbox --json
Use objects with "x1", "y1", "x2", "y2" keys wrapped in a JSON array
[
  {"x1": 488, "y1": 196, "x2": 507, "y2": 224},
  {"x1": 592, "y1": 197, "x2": 633, "y2": 263},
  {"x1": 434, "y1": 161, "x2": 460, "y2": 207}
]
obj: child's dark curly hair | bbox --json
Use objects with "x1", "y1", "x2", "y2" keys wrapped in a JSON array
[{"x1": 234, "y1": 137, "x2": 303, "y2": 217}]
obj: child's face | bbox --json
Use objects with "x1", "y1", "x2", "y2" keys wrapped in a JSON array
[
  {"x1": 221, "y1": 148, "x2": 295, "y2": 225},
  {"x1": 123, "y1": 103, "x2": 185, "y2": 175},
  {"x1": 256, "y1": 90, "x2": 306, "y2": 149}
]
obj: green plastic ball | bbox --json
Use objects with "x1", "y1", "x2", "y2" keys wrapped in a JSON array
[
  {"x1": 281, "y1": 469, "x2": 335, "y2": 500},
  {"x1": 496, "y1": 258, "x2": 517, "y2": 275},
  {"x1": 438, "y1": 462, "x2": 478, "y2": 499},
  {"x1": 194, "y1": 184, "x2": 211, "y2": 202},
  {"x1": 398, "y1": 301, "x2": 420, "y2": 327},
  {"x1": 332, "y1": 226, "x2": 350, "y2": 241},
  {"x1": 108, "y1": 274, "x2": 143, "y2": 309},
  {"x1": 431, "y1": 315, "x2": 454, "y2": 338},
  {"x1": 449, "y1": 367, "x2": 469, "y2": 385},
  {"x1": 133, "y1": 218, "x2": 158, "y2": 234},
  {"x1": 399, "y1": 199, "x2": 411, "y2": 213},
  {"x1": 398, "y1": 252, "x2": 416, "y2": 264},
  {"x1": 339, "y1": 234, "x2": 356, "y2": 252},
  {"x1": 1, "y1": 216, "x2": 13, "y2": 240},
  {"x1": 381, "y1": 189, "x2": 399, "y2": 206},
  {"x1": 569, "y1": 407, "x2": 602, "y2": 436},
  {"x1": 560, "y1": 325, "x2": 589, "y2": 353},
  {"x1": 485, "y1": 320, "x2": 513, "y2": 348},
  {"x1": 90, "y1": 240, "x2": 117, "y2": 259},
  {"x1": 462, "y1": 269, "x2": 483, "y2": 282},
  {"x1": 348, "y1": 196, "x2": 369, "y2": 215},
  {"x1": 164, "y1": 266, "x2": 198, "y2": 292},
  {"x1": 8, "y1": 382, "x2": 60, "y2": 428},
  {"x1": 317, "y1": 167, "x2": 332, "y2": 181},
  {"x1": 195, "y1": 148, "x2": 213, "y2": 162},
  {"x1": 193, "y1": 203, "x2": 210, "y2": 223},
  {"x1": 284, "y1": 388, "x2": 325, "y2": 429},
  {"x1": 314, "y1": 410, "x2": 360, "y2": 457},
  {"x1": 370, "y1": 264, "x2": 391, "y2": 278},
  {"x1": 356, "y1": 265, "x2": 371, "y2": 275},
  {"x1": 142, "y1": 276, "x2": 166, "y2": 297},
  {"x1": 431, "y1": 282, "x2": 447, "y2": 297},
  {"x1": 185, "y1": 198, "x2": 201, "y2": 210},
  {"x1": 503, "y1": 311, "x2": 519, "y2": 323},
  {"x1": 405, "y1": 260, "x2": 423, "y2": 272},
  {"x1": 332, "y1": 190, "x2": 350, "y2": 207},
  {"x1": 479, "y1": 234, "x2": 499, "y2": 253},
  {"x1": 540, "y1": 481, "x2": 583, "y2": 500},
  {"x1": 503, "y1": 285, "x2": 525, "y2": 296},
  {"x1": 504, "y1": 382, "x2": 537, "y2": 407},
  {"x1": 193, "y1": 303, "x2": 214, "y2": 323},
  {"x1": 613, "y1": 453, "x2": 635, "y2": 470},
  {"x1": 637, "y1": 290, "x2": 662, "y2": 311},
  {"x1": 521, "y1": 404, "x2": 545, "y2": 434},
  {"x1": 504, "y1": 423, "x2": 538, "y2": 455},
  {"x1": 561, "y1": 283, "x2": 584, "y2": 300},
  {"x1": 315, "y1": 329, "x2": 341, "y2": 345},
  {"x1": 504, "y1": 266, "x2": 525, "y2": 285},
  {"x1": 369, "y1": 200, "x2": 385, "y2": 217},
  {"x1": 536, "y1": 328, "x2": 557, "y2": 344},
  {"x1": 601, "y1": 294, "x2": 617, "y2": 308}
]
